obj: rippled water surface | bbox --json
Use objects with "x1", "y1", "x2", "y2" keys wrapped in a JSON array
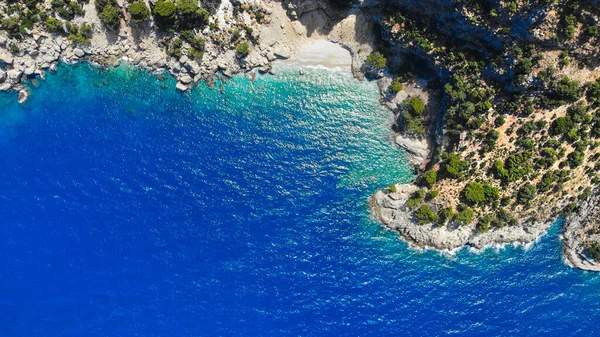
[{"x1": 0, "y1": 64, "x2": 598, "y2": 336}]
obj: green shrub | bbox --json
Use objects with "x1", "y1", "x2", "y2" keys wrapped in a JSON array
[
  {"x1": 415, "y1": 205, "x2": 439, "y2": 224},
  {"x1": 153, "y1": 0, "x2": 176, "y2": 26},
  {"x1": 567, "y1": 150, "x2": 584, "y2": 167},
  {"x1": 551, "y1": 116, "x2": 574, "y2": 135},
  {"x1": 177, "y1": 0, "x2": 198, "y2": 14},
  {"x1": 463, "y1": 182, "x2": 486, "y2": 204},
  {"x1": 408, "y1": 97, "x2": 425, "y2": 115},
  {"x1": 366, "y1": 52, "x2": 386, "y2": 69},
  {"x1": 419, "y1": 170, "x2": 437, "y2": 188},
  {"x1": 442, "y1": 153, "x2": 467, "y2": 179},
  {"x1": 554, "y1": 76, "x2": 583, "y2": 101},
  {"x1": 45, "y1": 17, "x2": 62, "y2": 32},
  {"x1": 406, "y1": 189, "x2": 426, "y2": 209},
  {"x1": 476, "y1": 215, "x2": 494, "y2": 233},
  {"x1": 188, "y1": 47, "x2": 203, "y2": 59},
  {"x1": 235, "y1": 41, "x2": 249, "y2": 56},
  {"x1": 437, "y1": 206, "x2": 454, "y2": 226},
  {"x1": 99, "y1": 4, "x2": 120, "y2": 28},
  {"x1": 390, "y1": 77, "x2": 403, "y2": 93},
  {"x1": 388, "y1": 184, "x2": 397, "y2": 193},
  {"x1": 516, "y1": 184, "x2": 537, "y2": 205},
  {"x1": 455, "y1": 205, "x2": 474, "y2": 225},
  {"x1": 129, "y1": 1, "x2": 151, "y2": 22}
]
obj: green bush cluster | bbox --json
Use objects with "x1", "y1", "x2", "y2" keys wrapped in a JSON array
[
  {"x1": 492, "y1": 152, "x2": 532, "y2": 184},
  {"x1": 415, "y1": 205, "x2": 439, "y2": 224},
  {"x1": 366, "y1": 52, "x2": 386, "y2": 69},
  {"x1": 515, "y1": 184, "x2": 537, "y2": 205},
  {"x1": 455, "y1": 205, "x2": 474, "y2": 226},
  {"x1": 152, "y1": 0, "x2": 209, "y2": 30},
  {"x1": 400, "y1": 97, "x2": 426, "y2": 135},
  {"x1": 51, "y1": 0, "x2": 84, "y2": 21},
  {"x1": 236, "y1": 41, "x2": 250, "y2": 56},
  {"x1": 390, "y1": 77, "x2": 403, "y2": 93},
  {"x1": 419, "y1": 169, "x2": 437, "y2": 188},
  {"x1": 406, "y1": 189, "x2": 426, "y2": 209},
  {"x1": 442, "y1": 153, "x2": 467, "y2": 179},
  {"x1": 462, "y1": 181, "x2": 499, "y2": 205},
  {"x1": 128, "y1": 1, "x2": 151, "y2": 23},
  {"x1": 66, "y1": 22, "x2": 92, "y2": 44}
]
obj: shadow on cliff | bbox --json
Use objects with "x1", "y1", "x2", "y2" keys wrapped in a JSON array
[{"x1": 276, "y1": 0, "x2": 365, "y2": 38}]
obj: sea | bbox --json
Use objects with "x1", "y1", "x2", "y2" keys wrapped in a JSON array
[{"x1": 0, "y1": 63, "x2": 598, "y2": 336}]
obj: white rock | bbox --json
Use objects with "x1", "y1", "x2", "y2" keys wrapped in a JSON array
[
  {"x1": 74, "y1": 48, "x2": 85, "y2": 57},
  {"x1": 7, "y1": 69, "x2": 22, "y2": 81},
  {"x1": 179, "y1": 74, "x2": 193, "y2": 84},
  {"x1": 0, "y1": 51, "x2": 14, "y2": 64},
  {"x1": 175, "y1": 81, "x2": 188, "y2": 92}
]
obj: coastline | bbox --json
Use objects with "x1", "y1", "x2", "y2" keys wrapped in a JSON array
[
  {"x1": 3, "y1": 0, "x2": 598, "y2": 272},
  {"x1": 370, "y1": 184, "x2": 554, "y2": 251},
  {"x1": 0, "y1": 0, "x2": 375, "y2": 97}
]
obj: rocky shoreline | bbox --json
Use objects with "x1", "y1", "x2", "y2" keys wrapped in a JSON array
[
  {"x1": 0, "y1": 0, "x2": 375, "y2": 98},
  {"x1": 562, "y1": 190, "x2": 600, "y2": 272},
  {"x1": 370, "y1": 184, "x2": 553, "y2": 251}
]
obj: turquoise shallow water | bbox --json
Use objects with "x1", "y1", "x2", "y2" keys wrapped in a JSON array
[{"x1": 0, "y1": 63, "x2": 599, "y2": 336}]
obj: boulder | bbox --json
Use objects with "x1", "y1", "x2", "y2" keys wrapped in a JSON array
[
  {"x1": 0, "y1": 52, "x2": 14, "y2": 65},
  {"x1": 73, "y1": 48, "x2": 85, "y2": 57},
  {"x1": 175, "y1": 81, "x2": 188, "y2": 92},
  {"x1": 179, "y1": 74, "x2": 193, "y2": 84},
  {"x1": 7, "y1": 69, "x2": 22, "y2": 81}
]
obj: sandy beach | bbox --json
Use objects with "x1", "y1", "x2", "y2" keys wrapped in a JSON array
[{"x1": 281, "y1": 40, "x2": 352, "y2": 69}]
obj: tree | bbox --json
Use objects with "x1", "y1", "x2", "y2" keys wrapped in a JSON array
[
  {"x1": 463, "y1": 182, "x2": 486, "y2": 205},
  {"x1": 177, "y1": 0, "x2": 198, "y2": 14},
  {"x1": 366, "y1": 52, "x2": 386, "y2": 69},
  {"x1": 516, "y1": 184, "x2": 537, "y2": 205},
  {"x1": 129, "y1": 1, "x2": 151, "y2": 22},
  {"x1": 153, "y1": 0, "x2": 176, "y2": 26},
  {"x1": 408, "y1": 97, "x2": 425, "y2": 115},
  {"x1": 551, "y1": 116, "x2": 573, "y2": 135},
  {"x1": 442, "y1": 153, "x2": 467, "y2": 179},
  {"x1": 390, "y1": 77, "x2": 403, "y2": 93},
  {"x1": 455, "y1": 205, "x2": 474, "y2": 225},
  {"x1": 419, "y1": 169, "x2": 437, "y2": 188},
  {"x1": 99, "y1": 4, "x2": 120, "y2": 28},
  {"x1": 415, "y1": 205, "x2": 439, "y2": 224}
]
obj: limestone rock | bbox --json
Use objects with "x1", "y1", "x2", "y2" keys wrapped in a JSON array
[
  {"x1": 175, "y1": 81, "x2": 188, "y2": 92},
  {"x1": 0, "y1": 51, "x2": 14, "y2": 65}
]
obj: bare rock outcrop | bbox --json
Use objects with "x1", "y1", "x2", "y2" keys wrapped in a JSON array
[{"x1": 562, "y1": 191, "x2": 600, "y2": 272}]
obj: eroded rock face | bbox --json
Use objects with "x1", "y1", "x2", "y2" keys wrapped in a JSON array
[
  {"x1": 395, "y1": 134, "x2": 429, "y2": 168},
  {"x1": 563, "y1": 191, "x2": 600, "y2": 272}
]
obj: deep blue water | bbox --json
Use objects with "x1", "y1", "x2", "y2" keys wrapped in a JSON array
[{"x1": 0, "y1": 63, "x2": 599, "y2": 336}]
